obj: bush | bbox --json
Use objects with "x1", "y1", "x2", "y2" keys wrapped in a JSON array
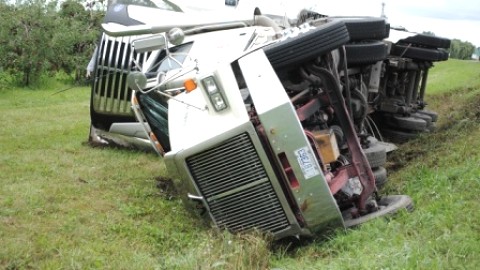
[{"x1": 0, "y1": 71, "x2": 15, "y2": 90}]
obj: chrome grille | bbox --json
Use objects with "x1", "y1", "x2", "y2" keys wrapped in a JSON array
[
  {"x1": 187, "y1": 133, "x2": 290, "y2": 233},
  {"x1": 92, "y1": 33, "x2": 150, "y2": 116}
]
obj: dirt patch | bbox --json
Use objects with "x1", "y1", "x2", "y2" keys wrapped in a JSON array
[{"x1": 155, "y1": 176, "x2": 178, "y2": 199}]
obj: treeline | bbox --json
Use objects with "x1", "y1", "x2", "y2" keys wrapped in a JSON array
[
  {"x1": 0, "y1": 0, "x2": 104, "y2": 87},
  {"x1": 449, "y1": 39, "x2": 476, "y2": 60}
]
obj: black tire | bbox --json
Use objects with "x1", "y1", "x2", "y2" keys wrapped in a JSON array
[
  {"x1": 390, "y1": 44, "x2": 449, "y2": 62},
  {"x1": 373, "y1": 166, "x2": 387, "y2": 189},
  {"x1": 411, "y1": 112, "x2": 436, "y2": 132},
  {"x1": 385, "y1": 23, "x2": 391, "y2": 39},
  {"x1": 343, "y1": 195, "x2": 414, "y2": 227},
  {"x1": 435, "y1": 48, "x2": 450, "y2": 61},
  {"x1": 399, "y1": 34, "x2": 451, "y2": 49},
  {"x1": 411, "y1": 112, "x2": 432, "y2": 126},
  {"x1": 417, "y1": 109, "x2": 438, "y2": 122},
  {"x1": 381, "y1": 128, "x2": 420, "y2": 143},
  {"x1": 390, "y1": 115, "x2": 427, "y2": 131},
  {"x1": 264, "y1": 20, "x2": 350, "y2": 70},
  {"x1": 332, "y1": 17, "x2": 387, "y2": 41},
  {"x1": 345, "y1": 41, "x2": 388, "y2": 65},
  {"x1": 363, "y1": 137, "x2": 387, "y2": 168}
]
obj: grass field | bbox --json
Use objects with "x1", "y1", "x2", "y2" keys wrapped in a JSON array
[{"x1": 1, "y1": 59, "x2": 480, "y2": 269}]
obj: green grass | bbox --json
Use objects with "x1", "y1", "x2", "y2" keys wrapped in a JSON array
[
  {"x1": 0, "y1": 86, "x2": 271, "y2": 269},
  {"x1": 427, "y1": 59, "x2": 480, "y2": 94},
  {"x1": 1, "y1": 59, "x2": 480, "y2": 269}
]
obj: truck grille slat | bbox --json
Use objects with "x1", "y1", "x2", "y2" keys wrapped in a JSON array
[
  {"x1": 92, "y1": 33, "x2": 150, "y2": 116},
  {"x1": 208, "y1": 182, "x2": 276, "y2": 212},
  {"x1": 202, "y1": 175, "x2": 262, "y2": 196},
  {"x1": 187, "y1": 141, "x2": 253, "y2": 168},
  {"x1": 197, "y1": 162, "x2": 263, "y2": 184},
  {"x1": 197, "y1": 163, "x2": 265, "y2": 195},
  {"x1": 189, "y1": 139, "x2": 265, "y2": 196},
  {"x1": 188, "y1": 135, "x2": 253, "y2": 160},
  {"x1": 190, "y1": 157, "x2": 263, "y2": 184},
  {"x1": 228, "y1": 211, "x2": 287, "y2": 229},
  {"x1": 211, "y1": 194, "x2": 280, "y2": 219},
  {"x1": 189, "y1": 153, "x2": 262, "y2": 177},
  {"x1": 213, "y1": 201, "x2": 285, "y2": 226},
  {"x1": 109, "y1": 39, "x2": 119, "y2": 113},
  {"x1": 187, "y1": 133, "x2": 290, "y2": 234},
  {"x1": 214, "y1": 194, "x2": 284, "y2": 220},
  {"x1": 227, "y1": 211, "x2": 289, "y2": 232}
]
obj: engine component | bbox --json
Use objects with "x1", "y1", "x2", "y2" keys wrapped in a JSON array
[{"x1": 312, "y1": 129, "x2": 341, "y2": 164}]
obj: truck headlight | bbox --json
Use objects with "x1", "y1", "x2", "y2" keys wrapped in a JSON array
[{"x1": 202, "y1": 76, "x2": 228, "y2": 111}]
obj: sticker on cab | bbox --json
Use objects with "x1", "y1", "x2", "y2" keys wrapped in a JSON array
[{"x1": 294, "y1": 146, "x2": 320, "y2": 179}]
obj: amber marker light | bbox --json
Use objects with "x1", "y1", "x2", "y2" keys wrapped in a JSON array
[
  {"x1": 184, "y1": 79, "x2": 197, "y2": 93},
  {"x1": 132, "y1": 95, "x2": 139, "y2": 105}
]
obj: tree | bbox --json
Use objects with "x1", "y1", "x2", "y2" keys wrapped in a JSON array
[
  {"x1": 54, "y1": 0, "x2": 102, "y2": 81},
  {"x1": 449, "y1": 39, "x2": 475, "y2": 60},
  {"x1": 0, "y1": 0, "x2": 59, "y2": 86},
  {"x1": 0, "y1": 0, "x2": 103, "y2": 86}
]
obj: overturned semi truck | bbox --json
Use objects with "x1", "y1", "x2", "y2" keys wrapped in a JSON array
[{"x1": 88, "y1": 1, "x2": 454, "y2": 239}]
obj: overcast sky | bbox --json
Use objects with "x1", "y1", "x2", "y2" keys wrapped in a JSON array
[{"x1": 242, "y1": 0, "x2": 480, "y2": 47}]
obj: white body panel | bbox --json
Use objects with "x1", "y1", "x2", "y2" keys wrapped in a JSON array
[
  {"x1": 127, "y1": 5, "x2": 254, "y2": 29},
  {"x1": 164, "y1": 27, "x2": 275, "y2": 151},
  {"x1": 167, "y1": 61, "x2": 250, "y2": 151}
]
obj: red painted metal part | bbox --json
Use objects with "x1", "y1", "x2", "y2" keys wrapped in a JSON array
[
  {"x1": 305, "y1": 130, "x2": 358, "y2": 196},
  {"x1": 296, "y1": 98, "x2": 321, "y2": 121},
  {"x1": 278, "y1": 152, "x2": 300, "y2": 189},
  {"x1": 307, "y1": 64, "x2": 376, "y2": 213},
  {"x1": 255, "y1": 125, "x2": 307, "y2": 227},
  {"x1": 326, "y1": 165, "x2": 358, "y2": 195}
]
